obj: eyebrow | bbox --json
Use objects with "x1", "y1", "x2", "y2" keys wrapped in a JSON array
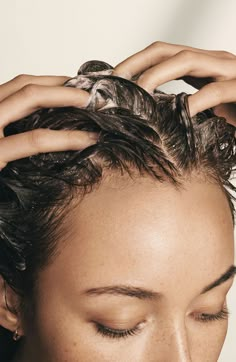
[
  {"x1": 85, "y1": 285, "x2": 159, "y2": 300},
  {"x1": 84, "y1": 265, "x2": 236, "y2": 300},
  {"x1": 200, "y1": 265, "x2": 236, "y2": 294}
]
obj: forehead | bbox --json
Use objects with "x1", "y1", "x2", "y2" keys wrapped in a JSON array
[{"x1": 50, "y1": 173, "x2": 234, "y2": 298}]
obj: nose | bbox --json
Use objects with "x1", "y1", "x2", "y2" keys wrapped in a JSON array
[
  {"x1": 168, "y1": 317, "x2": 192, "y2": 362},
  {"x1": 142, "y1": 316, "x2": 193, "y2": 362}
]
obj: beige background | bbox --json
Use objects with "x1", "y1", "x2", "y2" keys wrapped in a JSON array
[{"x1": 0, "y1": 0, "x2": 235, "y2": 360}]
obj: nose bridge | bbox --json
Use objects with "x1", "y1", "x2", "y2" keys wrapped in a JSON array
[{"x1": 168, "y1": 315, "x2": 192, "y2": 362}]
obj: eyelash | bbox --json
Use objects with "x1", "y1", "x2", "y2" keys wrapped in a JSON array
[
  {"x1": 95, "y1": 322, "x2": 141, "y2": 339},
  {"x1": 94, "y1": 307, "x2": 230, "y2": 340},
  {"x1": 194, "y1": 306, "x2": 230, "y2": 323}
]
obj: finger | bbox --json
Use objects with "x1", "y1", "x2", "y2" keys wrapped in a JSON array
[
  {"x1": 135, "y1": 51, "x2": 236, "y2": 93},
  {"x1": 0, "y1": 75, "x2": 71, "y2": 102},
  {"x1": 188, "y1": 79, "x2": 236, "y2": 120},
  {"x1": 0, "y1": 129, "x2": 99, "y2": 170},
  {"x1": 113, "y1": 41, "x2": 235, "y2": 79},
  {"x1": 0, "y1": 84, "x2": 90, "y2": 132}
]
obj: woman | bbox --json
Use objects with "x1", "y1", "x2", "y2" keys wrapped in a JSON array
[{"x1": 0, "y1": 42, "x2": 235, "y2": 361}]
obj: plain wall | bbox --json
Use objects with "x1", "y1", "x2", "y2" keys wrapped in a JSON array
[{"x1": 0, "y1": 1, "x2": 235, "y2": 360}]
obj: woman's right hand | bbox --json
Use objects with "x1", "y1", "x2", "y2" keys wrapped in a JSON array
[{"x1": 0, "y1": 74, "x2": 98, "y2": 170}]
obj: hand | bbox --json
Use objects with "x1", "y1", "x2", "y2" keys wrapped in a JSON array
[
  {"x1": 0, "y1": 74, "x2": 97, "y2": 170},
  {"x1": 113, "y1": 41, "x2": 236, "y2": 127}
]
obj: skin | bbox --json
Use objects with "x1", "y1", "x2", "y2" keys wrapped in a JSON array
[{"x1": 13, "y1": 172, "x2": 235, "y2": 362}]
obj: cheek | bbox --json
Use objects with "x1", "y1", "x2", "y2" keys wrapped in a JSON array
[
  {"x1": 28, "y1": 299, "x2": 135, "y2": 362},
  {"x1": 28, "y1": 295, "x2": 92, "y2": 361},
  {"x1": 28, "y1": 292, "x2": 129, "y2": 362},
  {"x1": 190, "y1": 319, "x2": 228, "y2": 361}
]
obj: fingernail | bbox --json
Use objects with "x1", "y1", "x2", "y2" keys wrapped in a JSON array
[{"x1": 87, "y1": 132, "x2": 99, "y2": 141}]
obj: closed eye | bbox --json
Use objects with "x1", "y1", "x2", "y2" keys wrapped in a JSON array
[
  {"x1": 94, "y1": 321, "x2": 142, "y2": 339},
  {"x1": 93, "y1": 306, "x2": 230, "y2": 341},
  {"x1": 194, "y1": 306, "x2": 229, "y2": 323}
]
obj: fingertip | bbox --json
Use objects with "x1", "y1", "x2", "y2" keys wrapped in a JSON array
[
  {"x1": 0, "y1": 160, "x2": 7, "y2": 171},
  {"x1": 87, "y1": 132, "x2": 99, "y2": 141},
  {"x1": 71, "y1": 130, "x2": 100, "y2": 150}
]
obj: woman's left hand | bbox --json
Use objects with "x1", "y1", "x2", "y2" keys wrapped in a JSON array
[{"x1": 113, "y1": 41, "x2": 236, "y2": 127}]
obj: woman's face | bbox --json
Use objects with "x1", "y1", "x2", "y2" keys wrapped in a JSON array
[{"x1": 19, "y1": 174, "x2": 235, "y2": 362}]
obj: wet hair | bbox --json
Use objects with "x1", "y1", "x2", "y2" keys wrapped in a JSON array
[{"x1": 0, "y1": 60, "x2": 235, "y2": 360}]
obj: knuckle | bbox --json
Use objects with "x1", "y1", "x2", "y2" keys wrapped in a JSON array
[
  {"x1": 14, "y1": 74, "x2": 34, "y2": 85},
  {"x1": 178, "y1": 49, "x2": 194, "y2": 61},
  {"x1": 28, "y1": 129, "x2": 48, "y2": 151},
  {"x1": 148, "y1": 40, "x2": 166, "y2": 50},
  {"x1": 21, "y1": 84, "x2": 39, "y2": 98}
]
